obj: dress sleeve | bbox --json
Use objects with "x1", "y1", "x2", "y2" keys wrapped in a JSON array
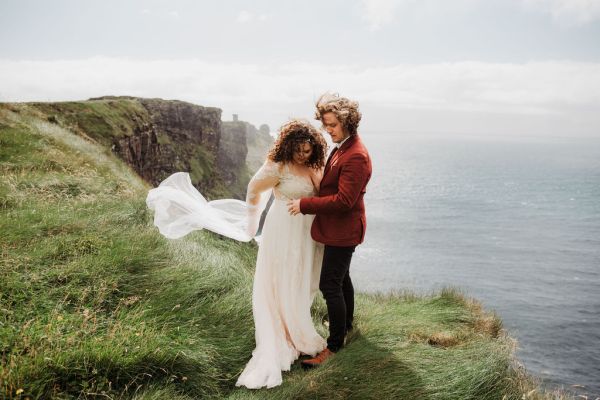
[{"x1": 245, "y1": 160, "x2": 281, "y2": 237}]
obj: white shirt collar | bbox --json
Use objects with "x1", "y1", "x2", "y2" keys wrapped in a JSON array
[{"x1": 336, "y1": 135, "x2": 351, "y2": 149}]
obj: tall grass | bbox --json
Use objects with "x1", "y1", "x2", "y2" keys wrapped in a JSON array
[{"x1": 0, "y1": 105, "x2": 570, "y2": 399}]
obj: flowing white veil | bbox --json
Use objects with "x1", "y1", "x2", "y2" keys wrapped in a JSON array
[{"x1": 146, "y1": 172, "x2": 270, "y2": 242}]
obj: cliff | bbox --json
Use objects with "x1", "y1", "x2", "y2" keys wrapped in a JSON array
[
  {"x1": 28, "y1": 96, "x2": 268, "y2": 199},
  {"x1": 219, "y1": 121, "x2": 250, "y2": 198},
  {"x1": 220, "y1": 119, "x2": 274, "y2": 194},
  {"x1": 0, "y1": 103, "x2": 568, "y2": 400},
  {"x1": 244, "y1": 121, "x2": 274, "y2": 172}
]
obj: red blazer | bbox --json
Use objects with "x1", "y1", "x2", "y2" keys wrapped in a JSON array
[{"x1": 300, "y1": 134, "x2": 372, "y2": 246}]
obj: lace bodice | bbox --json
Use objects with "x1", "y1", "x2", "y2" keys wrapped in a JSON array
[
  {"x1": 275, "y1": 164, "x2": 316, "y2": 200},
  {"x1": 247, "y1": 161, "x2": 317, "y2": 203}
]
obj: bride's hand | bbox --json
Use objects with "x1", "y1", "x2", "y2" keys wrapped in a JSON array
[
  {"x1": 287, "y1": 199, "x2": 301, "y2": 216},
  {"x1": 310, "y1": 168, "x2": 323, "y2": 189},
  {"x1": 245, "y1": 204, "x2": 260, "y2": 237}
]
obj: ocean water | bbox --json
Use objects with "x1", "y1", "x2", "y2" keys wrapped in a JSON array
[{"x1": 351, "y1": 132, "x2": 600, "y2": 396}]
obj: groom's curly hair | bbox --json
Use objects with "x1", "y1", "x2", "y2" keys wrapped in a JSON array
[
  {"x1": 268, "y1": 119, "x2": 327, "y2": 169},
  {"x1": 314, "y1": 92, "x2": 362, "y2": 136}
]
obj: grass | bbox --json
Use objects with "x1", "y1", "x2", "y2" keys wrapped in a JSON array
[
  {"x1": 0, "y1": 104, "x2": 571, "y2": 399},
  {"x1": 30, "y1": 99, "x2": 149, "y2": 146}
]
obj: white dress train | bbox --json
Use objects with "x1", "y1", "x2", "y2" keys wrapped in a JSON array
[{"x1": 145, "y1": 160, "x2": 326, "y2": 389}]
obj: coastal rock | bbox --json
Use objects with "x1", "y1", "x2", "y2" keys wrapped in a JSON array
[
  {"x1": 139, "y1": 98, "x2": 221, "y2": 154},
  {"x1": 246, "y1": 123, "x2": 273, "y2": 173},
  {"x1": 219, "y1": 121, "x2": 249, "y2": 194},
  {"x1": 30, "y1": 97, "x2": 271, "y2": 199}
]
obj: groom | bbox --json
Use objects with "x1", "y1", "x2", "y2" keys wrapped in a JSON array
[{"x1": 287, "y1": 93, "x2": 372, "y2": 367}]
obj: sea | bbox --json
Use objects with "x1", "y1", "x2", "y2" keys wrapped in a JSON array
[{"x1": 350, "y1": 132, "x2": 600, "y2": 396}]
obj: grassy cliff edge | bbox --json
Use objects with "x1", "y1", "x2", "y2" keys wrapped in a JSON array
[{"x1": 0, "y1": 105, "x2": 569, "y2": 399}]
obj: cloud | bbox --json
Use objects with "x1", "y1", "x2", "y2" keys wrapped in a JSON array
[
  {"x1": 237, "y1": 11, "x2": 269, "y2": 23},
  {"x1": 0, "y1": 57, "x2": 598, "y2": 136},
  {"x1": 237, "y1": 10, "x2": 253, "y2": 23},
  {"x1": 360, "y1": 0, "x2": 404, "y2": 30},
  {"x1": 522, "y1": 0, "x2": 600, "y2": 26},
  {"x1": 360, "y1": 0, "x2": 600, "y2": 29},
  {"x1": 140, "y1": 9, "x2": 181, "y2": 19}
]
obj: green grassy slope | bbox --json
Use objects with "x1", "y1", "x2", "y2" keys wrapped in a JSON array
[
  {"x1": 0, "y1": 104, "x2": 568, "y2": 399},
  {"x1": 30, "y1": 98, "x2": 149, "y2": 146}
]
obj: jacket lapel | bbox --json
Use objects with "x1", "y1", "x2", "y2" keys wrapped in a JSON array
[
  {"x1": 322, "y1": 135, "x2": 359, "y2": 180},
  {"x1": 324, "y1": 147, "x2": 338, "y2": 174}
]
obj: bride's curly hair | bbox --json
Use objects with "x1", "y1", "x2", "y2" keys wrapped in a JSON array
[
  {"x1": 314, "y1": 92, "x2": 362, "y2": 135},
  {"x1": 268, "y1": 119, "x2": 327, "y2": 169}
]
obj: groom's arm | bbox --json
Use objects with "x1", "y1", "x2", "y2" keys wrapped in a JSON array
[{"x1": 299, "y1": 153, "x2": 370, "y2": 215}]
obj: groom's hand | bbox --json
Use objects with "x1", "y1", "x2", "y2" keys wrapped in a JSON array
[{"x1": 287, "y1": 199, "x2": 302, "y2": 216}]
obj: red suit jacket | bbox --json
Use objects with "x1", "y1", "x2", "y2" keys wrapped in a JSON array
[{"x1": 300, "y1": 134, "x2": 372, "y2": 246}]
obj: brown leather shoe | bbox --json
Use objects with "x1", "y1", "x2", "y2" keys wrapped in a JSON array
[{"x1": 301, "y1": 348, "x2": 334, "y2": 369}]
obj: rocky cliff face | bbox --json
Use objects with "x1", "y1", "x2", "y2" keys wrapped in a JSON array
[
  {"x1": 219, "y1": 121, "x2": 250, "y2": 196},
  {"x1": 220, "y1": 119, "x2": 274, "y2": 193},
  {"x1": 32, "y1": 97, "x2": 261, "y2": 199},
  {"x1": 139, "y1": 98, "x2": 221, "y2": 153},
  {"x1": 111, "y1": 98, "x2": 230, "y2": 197},
  {"x1": 111, "y1": 119, "x2": 162, "y2": 185},
  {"x1": 245, "y1": 122, "x2": 274, "y2": 173}
]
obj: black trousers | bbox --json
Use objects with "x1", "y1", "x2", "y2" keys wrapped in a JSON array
[{"x1": 319, "y1": 244, "x2": 356, "y2": 352}]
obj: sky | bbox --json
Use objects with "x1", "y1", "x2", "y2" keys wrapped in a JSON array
[{"x1": 1, "y1": 0, "x2": 600, "y2": 137}]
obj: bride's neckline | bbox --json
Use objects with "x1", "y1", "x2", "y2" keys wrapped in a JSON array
[{"x1": 281, "y1": 163, "x2": 315, "y2": 188}]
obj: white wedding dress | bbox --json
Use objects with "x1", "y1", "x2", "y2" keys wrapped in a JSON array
[
  {"x1": 146, "y1": 160, "x2": 326, "y2": 389},
  {"x1": 236, "y1": 161, "x2": 326, "y2": 389}
]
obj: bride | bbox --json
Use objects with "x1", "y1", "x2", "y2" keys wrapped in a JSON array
[
  {"x1": 146, "y1": 119, "x2": 329, "y2": 389},
  {"x1": 236, "y1": 119, "x2": 328, "y2": 388}
]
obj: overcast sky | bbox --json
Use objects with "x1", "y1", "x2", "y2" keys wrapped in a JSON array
[{"x1": 1, "y1": 0, "x2": 599, "y2": 137}]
